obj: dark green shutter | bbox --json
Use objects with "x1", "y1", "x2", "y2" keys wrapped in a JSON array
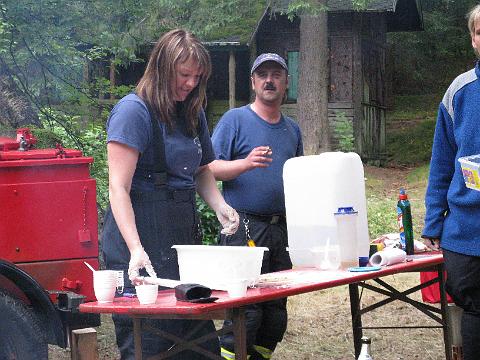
[{"x1": 287, "y1": 51, "x2": 298, "y2": 101}]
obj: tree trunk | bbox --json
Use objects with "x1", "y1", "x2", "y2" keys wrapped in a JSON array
[
  {"x1": 297, "y1": 3, "x2": 330, "y2": 155},
  {"x1": 0, "y1": 65, "x2": 40, "y2": 129}
]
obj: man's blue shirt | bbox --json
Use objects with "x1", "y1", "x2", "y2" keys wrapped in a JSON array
[{"x1": 211, "y1": 105, "x2": 303, "y2": 215}]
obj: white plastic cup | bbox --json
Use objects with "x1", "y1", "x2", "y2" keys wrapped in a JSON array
[
  {"x1": 226, "y1": 279, "x2": 249, "y2": 298},
  {"x1": 93, "y1": 270, "x2": 118, "y2": 303},
  {"x1": 135, "y1": 284, "x2": 158, "y2": 305},
  {"x1": 313, "y1": 244, "x2": 341, "y2": 270}
]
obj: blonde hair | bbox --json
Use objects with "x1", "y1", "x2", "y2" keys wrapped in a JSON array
[
  {"x1": 136, "y1": 29, "x2": 211, "y2": 136},
  {"x1": 467, "y1": 4, "x2": 480, "y2": 35}
]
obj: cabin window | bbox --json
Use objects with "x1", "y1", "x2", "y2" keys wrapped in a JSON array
[{"x1": 287, "y1": 51, "x2": 298, "y2": 102}]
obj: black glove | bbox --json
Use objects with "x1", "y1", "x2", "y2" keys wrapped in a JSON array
[{"x1": 174, "y1": 283, "x2": 218, "y2": 303}]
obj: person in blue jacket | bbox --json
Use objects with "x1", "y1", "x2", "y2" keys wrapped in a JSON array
[
  {"x1": 102, "y1": 29, "x2": 239, "y2": 359},
  {"x1": 422, "y1": 5, "x2": 480, "y2": 360},
  {"x1": 210, "y1": 53, "x2": 304, "y2": 360}
]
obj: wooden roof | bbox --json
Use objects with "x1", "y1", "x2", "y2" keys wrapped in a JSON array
[
  {"x1": 207, "y1": 0, "x2": 423, "y2": 47},
  {"x1": 272, "y1": 0, "x2": 423, "y2": 31}
]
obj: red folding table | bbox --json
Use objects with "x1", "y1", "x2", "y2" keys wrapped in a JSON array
[{"x1": 80, "y1": 253, "x2": 450, "y2": 360}]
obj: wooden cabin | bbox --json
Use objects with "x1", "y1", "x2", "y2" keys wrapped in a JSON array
[
  {"x1": 209, "y1": 0, "x2": 423, "y2": 162},
  {"x1": 95, "y1": 0, "x2": 422, "y2": 162}
]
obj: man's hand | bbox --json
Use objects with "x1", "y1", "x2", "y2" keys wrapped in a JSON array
[
  {"x1": 128, "y1": 245, "x2": 157, "y2": 285},
  {"x1": 244, "y1": 146, "x2": 273, "y2": 170},
  {"x1": 216, "y1": 203, "x2": 240, "y2": 235},
  {"x1": 422, "y1": 237, "x2": 440, "y2": 251}
]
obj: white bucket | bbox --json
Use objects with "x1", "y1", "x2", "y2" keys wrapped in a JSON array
[
  {"x1": 283, "y1": 152, "x2": 370, "y2": 267},
  {"x1": 172, "y1": 245, "x2": 268, "y2": 290}
]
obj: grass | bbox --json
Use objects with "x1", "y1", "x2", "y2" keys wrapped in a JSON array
[
  {"x1": 368, "y1": 93, "x2": 438, "y2": 240},
  {"x1": 366, "y1": 195, "x2": 398, "y2": 239},
  {"x1": 386, "y1": 94, "x2": 441, "y2": 166},
  {"x1": 387, "y1": 94, "x2": 441, "y2": 120}
]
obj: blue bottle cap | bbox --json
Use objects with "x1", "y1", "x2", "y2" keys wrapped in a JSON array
[{"x1": 334, "y1": 207, "x2": 358, "y2": 215}]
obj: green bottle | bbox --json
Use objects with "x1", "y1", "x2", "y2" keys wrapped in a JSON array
[{"x1": 397, "y1": 188, "x2": 414, "y2": 255}]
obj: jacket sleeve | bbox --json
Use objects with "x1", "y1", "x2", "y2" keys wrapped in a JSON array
[{"x1": 422, "y1": 102, "x2": 457, "y2": 239}]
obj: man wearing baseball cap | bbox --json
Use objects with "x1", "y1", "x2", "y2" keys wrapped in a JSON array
[{"x1": 210, "y1": 53, "x2": 304, "y2": 359}]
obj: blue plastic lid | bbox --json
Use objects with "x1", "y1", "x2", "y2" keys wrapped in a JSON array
[
  {"x1": 348, "y1": 266, "x2": 381, "y2": 272},
  {"x1": 334, "y1": 207, "x2": 358, "y2": 215}
]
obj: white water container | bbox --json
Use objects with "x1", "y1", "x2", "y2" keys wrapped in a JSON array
[{"x1": 283, "y1": 152, "x2": 370, "y2": 267}]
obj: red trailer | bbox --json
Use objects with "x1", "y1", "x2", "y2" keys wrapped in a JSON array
[{"x1": 0, "y1": 128, "x2": 100, "y2": 359}]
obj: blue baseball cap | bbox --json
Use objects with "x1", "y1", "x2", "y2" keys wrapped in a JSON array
[{"x1": 251, "y1": 53, "x2": 288, "y2": 75}]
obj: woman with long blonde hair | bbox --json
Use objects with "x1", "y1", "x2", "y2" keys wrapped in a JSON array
[{"x1": 102, "y1": 29, "x2": 239, "y2": 359}]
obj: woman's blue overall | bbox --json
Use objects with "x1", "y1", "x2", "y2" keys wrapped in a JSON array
[{"x1": 102, "y1": 187, "x2": 220, "y2": 359}]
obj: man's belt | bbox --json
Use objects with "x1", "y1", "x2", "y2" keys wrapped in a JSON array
[{"x1": 242, "y1": 212, "x2": 286, "y2": 225}]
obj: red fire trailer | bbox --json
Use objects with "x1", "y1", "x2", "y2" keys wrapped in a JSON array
[{"x1": 0, "y1": 128, "x2": 100, "y2": 359}]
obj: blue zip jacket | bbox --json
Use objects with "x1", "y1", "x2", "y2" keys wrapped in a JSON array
[{"x1": 423, "y1": 61, "x2": 480, "y2": 255}]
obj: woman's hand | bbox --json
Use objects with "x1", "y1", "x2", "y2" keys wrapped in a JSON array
[
  {"x1": 422, "y1": 237, "x2": 441, "y2": 251},
  {"x1": 216, "y1": 202, "x2": 240, "y2": 235},
  {"x1": 128, "y1": 245, "x2": 157, "y2": 285},
  {"x1": 196, "y1": 165, "x2": 239, "y2": 235}
]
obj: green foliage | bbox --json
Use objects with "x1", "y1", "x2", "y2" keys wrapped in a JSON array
[
  {"x1": 351, "y1": 0, "x2": 372, "y2": 11},
  {"x1": 386, "y1": 95, "x2": 439, "y2": 165},
  {"x1": 35, "y1": 108, "x2": 109, "y2": 211},
  {"x1": 196, "y1": 196, "x2": 220, "y2": 245},
  {"x1": 276, "y1": 0, "x2": 372, "y2": 19},
  {"x1": 188, "y1": 1, "x2": 266, "y2": 42},
  {"x1": 279, "y1": 0, "x2": 327, "y2": 19},
  {"x1": 333, "y1": 112, "x2": 355, "y2": 152},
  {"x1": 389, "y1": 0, "x2": 479, "y2": 94},
  {"x1": 387, "y1": 120, "x2": 436, "y2": 165},
  {"x1": 366, "y1": 194, "x2": 398, "y2": 239}
]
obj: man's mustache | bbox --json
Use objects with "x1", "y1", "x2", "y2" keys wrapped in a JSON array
[{"x1": 264, "y1": 83, "x2": 276, "y2": 91}]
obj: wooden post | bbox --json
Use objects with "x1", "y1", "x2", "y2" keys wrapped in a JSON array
[
  {"x1": 448, "y1": 304, "x2": 464, "y2": 360},
  {"x1": 71, "y1": 328, "x2": 99, "y2": 360},
  {"x1": 351, "y1": 12, "x2": 364, "y2": 156},
  {"x1": 109, "y1": 58, "x2": 116, "y2": 101},
  {"x1": 228, "y1": 50, "x2": 236, "y2": 109}
]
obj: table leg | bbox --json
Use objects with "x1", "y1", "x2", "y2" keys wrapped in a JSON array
[
  {"x1": 232, "y1": 308, "x2": 247, "y2": 360},
  {"x1": 349, "y1": 283, "x2": 363, "y2": 358},
  {"x1": 438, "y1": 264, "x2": 453, "y2": 360},
  {"x1": 133, "y1": 318, "x2": 142, "y2": 360}
]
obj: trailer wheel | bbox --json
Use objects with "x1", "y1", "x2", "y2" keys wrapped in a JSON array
[{"x1": 0, "y1": 290, "x2": 48, "y2": 360}]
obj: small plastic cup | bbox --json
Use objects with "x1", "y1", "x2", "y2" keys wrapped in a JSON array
[
  {"x1": 94, "y1": 284, "x2": 116, "y2": 303},
  {"x1": 135, "y1": 284, "x2": 158, "y2": 305},
  {"x1": 226, "y1": 279, "x2": 249, "y2": 298},
  {"x1": 93, "y1": 270, "x2": 118, "y2": 303},
  {"x1": 312, "y1": 245, "x2": 341, "y2": 270}
]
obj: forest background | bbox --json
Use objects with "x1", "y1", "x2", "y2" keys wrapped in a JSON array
[
  {"x1": 0, "y1": 1, "x2": 478, "y2": 358},
  {"x1": 1, "y1": 0, "x2": 477, "y2": 243}
]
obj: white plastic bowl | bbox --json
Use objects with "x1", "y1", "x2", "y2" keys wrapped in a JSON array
[{"x1": 172, "y1": 245, "x2": 268, "y2": 290}]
